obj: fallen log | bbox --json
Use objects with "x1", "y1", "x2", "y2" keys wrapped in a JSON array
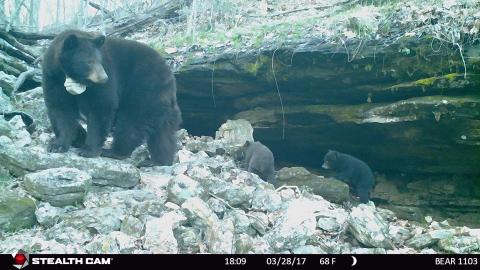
[
  {"x1": 13, "y1": 69, "x2": 35, "y2": 93},
  {"x1": 8, "y1": 29, "x2": 55, "y2": 40},
  {"x1": 107, "y1": 0, "x2": 187, "y2": 36},
  {"x1": 0, "y1": 30, "x2": 38, "y2": 59},
  {"x1": 88, "y1": 1, "x2": 116, "y2": 22},
  {"x1": 0, "y1": 38, "x2": 36, "y2": 64}
]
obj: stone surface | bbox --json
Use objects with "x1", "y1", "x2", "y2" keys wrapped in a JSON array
[
  {"x1": 276, "y1": 167, "x2": 350, "y2": 203},
  {"x1": 144, "y1": 211, "x2": 187, "y2": 253},
  {"x1": 23, "y1": 167, "x2": 92, "y2": 207},
  {"x1": 85, "y1": 231, "x2": 138, "y2": 254},
  {"x1": 0, "y1": 192, "x2": 36, "y2": 232},
  {"x1": 168, "y1": 174, "x2": 206, "y2": 204},
  {"x1": 215, "y1": 119, "x2": 253, "y2": 145},
  {"x1": 406, "y1": 229, "x2": 456, "y2": 249},
  {"x1": 0, "y1": 119, "x2": 478, "y2": 255},
  {"x1": 35, "y1": 202, "x2": 67, "y2": 227},
  {"x1": 438, "y1": 236, "x2": 480, "y2": 254},
  {"x1": 348, "y1": 204, "x2": 394, "y2": 249},
  {"x1": 121, "y1": 216, "x2": 144, "y2": 238},
  {"x1": 46, "y1": 207, "x2": 124, "y2": 244},
  {"x1": 0, "y1": 142, "x2": 140, "y2": 188},
  {"x1": 206, "y1": 217, "x2": 235, "y2": 253},
  {"x1": 251, "y1": 188, "x2": 282, "y2": 212},
  {"x1": 264, "y1": 198, "x2": 319, "y2": 251}
]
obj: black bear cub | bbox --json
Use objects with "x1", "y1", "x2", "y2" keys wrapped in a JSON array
[
  {"x1": 237, "y1": 141, "x2": 276, "y2": 185},
  {"x1": 42, "y1": 30, "x2": 181, "y2": 166},
  {"x1": 322, "y1": 150, "x2": 374, "y2": 203}
]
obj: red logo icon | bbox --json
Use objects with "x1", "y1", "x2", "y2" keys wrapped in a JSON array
[
  {"x1": 14, "y1": 254, "x2": 27, "y2": 265},
  {"x1": 12, "y1": 250, "x2": 29, "y2": 269}
]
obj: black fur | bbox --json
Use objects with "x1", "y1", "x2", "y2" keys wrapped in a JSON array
[
  {"x1": 322, "y1": 150, "x2": 374, "y2": 203},
  {"x1": 42, "y1": 30, "x2": 181, "y2": 165},
  {"x1": 238, "y1": 141, "x2": 276, "y2": 185}
]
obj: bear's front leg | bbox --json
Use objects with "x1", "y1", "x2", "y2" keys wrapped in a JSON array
[
  {"x1": 335, "y1": 170, "x2": 352, "y2": 182},
  {"x1": 356, "y1": 187, "x2": 370, "y2": 204},
  {"x1": 78, "y1": 110, "x2": 114, "y2": 158},
  {"x1": 43, "y1": 79, "x2": 85, "y2": 153}
]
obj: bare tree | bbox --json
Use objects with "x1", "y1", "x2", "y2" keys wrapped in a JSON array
[
  {"x1": 56, "y1": 0, "x2": 60, "y2": 23},
  {"x1": 28, "y1": 0, "x2": 39, "y2": 30},
  {"x1": 6, "y1": 0, "x2": 26, "y2": 31},
  {"x1": 0, "y1": 0, "x2": 5, "y2": 26}
]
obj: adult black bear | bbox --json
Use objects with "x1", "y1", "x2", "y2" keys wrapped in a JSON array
[
  {"x1": 322, "y1": 150, "x2": 374, "y2": 203},
  {"x1": 42, "y1": 30, "x2": 181, "y2": 166},
  {"x1": 237, "y1": 141, "x2": 276, "y2": 185}
]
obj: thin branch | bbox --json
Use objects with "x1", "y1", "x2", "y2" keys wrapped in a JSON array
[
  {"x1": 271, "y1": 48, "x2": 285, "y2": 140},
  {"x1": 250, "y1": 0, "x2": 356, "y2": 18},
  {"x1": 88, "y1": 1, "x2": 116, "y2": 22},
  {"x1": 211, "y1": 60, "x2": 216, "y2": 108}
]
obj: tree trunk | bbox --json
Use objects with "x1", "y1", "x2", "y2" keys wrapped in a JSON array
[
  {"x1": 6, "y1": 0, "x2": 26, "y2": 31},
  {"x1": 28, "y1": 0, "x2": 39, "y2": 30},
  {"x1": 0, "y1": 0, "x2": 5, "y2": 25},
  {"x1": 56, "y1": 0, "x2": 60, "y2": 23}
]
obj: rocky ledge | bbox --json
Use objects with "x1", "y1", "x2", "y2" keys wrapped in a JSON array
[{"x1": 0, "y1": 112, "x2": 479, "y2": 254}]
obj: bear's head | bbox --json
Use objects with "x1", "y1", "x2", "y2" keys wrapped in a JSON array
[
  {"x1": 59, "y1": 33, "x2": 108, "y2": 85},
  {"x1": 322, "y1": 150, "x2": 339, "y2": 170},
  {"x1": 233, "y1": 140, "x2": 252, "y2": 161}
]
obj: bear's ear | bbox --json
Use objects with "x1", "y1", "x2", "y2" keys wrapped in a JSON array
[
  {"x1": 244, "y1": 141, "x2": 251, "y2": 147},
  {"x1": 93, "y1": 35, "x2": 105, "y2": 48},
  {"x1": 63, "y1": 34, "x2": 78, "y2": 50}
]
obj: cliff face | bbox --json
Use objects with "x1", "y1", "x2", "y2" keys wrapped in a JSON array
[
  {"x1": 176, "y1": 37, "x2": 480, "y2": 174},
  {"x1": 175, "y1": 37, "x2": 480, "y2": 225}
]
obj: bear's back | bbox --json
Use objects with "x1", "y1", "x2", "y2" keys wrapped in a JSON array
[{"x1": 340, "y1": 153, "x2": 374, "y2": 185}]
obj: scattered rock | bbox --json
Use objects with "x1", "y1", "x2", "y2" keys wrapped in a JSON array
[
  {"x1": 0, "y1": 192, "x2": 36, "y2": 232},
  {"x1": 85, "y1": 231, "x2": 138, "y2": 254},
  {"x1": 276, "y1": 167, "x2": 350, "y2": 203},
  {"x1": 181, "y1": 197, "x2": 219, "y2": 228},
  {"x1": 198, "y1": 170, "x2": 254, "y2": 207},
  {"x1": 0, "y1": 142, "x2": 140, "y2": 188},
  {"x1": 46, "y1": 207, "x2": 124, "y2": 244},
  {"x1": 316, "y1": 208, "x2": 348, "y2": 232},
  {"x1": 140, "y1": 172, "x2": 170, "y2": 200},
  {"x1": 251, "y1": 188, "x2": 282, "y2": 212},
  {"x1": 14, "y1": 87, "x2": 49, "y2": 130},
  {"x1": 35, "y1": 202, "x2": 67, "y2": 227},
  {"x1": 235, "y1": 233, "x2": 254, "y2": 253},
  {"x1": 8, "y1": 115, "x2": 32, "y2": 147},
  {"x1": 351, "y1": 247, "x2": 387, "y2": 254},
  {"x1": 24, "y1": 167, "x2": 92, "y2": 207},
  {"x1": 348, "y1": 203, "x2": 394, "y2": 249},
  {"x1": 249, "y1": 211, "x2": 269, "y2": 235},
  {"x1": 0, "y1": 119, "x2": 478, "y2": 255},
  {"x1": 168, "y1": 174, "x2": 206, "y2": 204},
  {"x1": 206, "y1": 217, "x2": 235, "y2": 253},
  {"x1": 174, "y1": 226, "x2": 202, "y2": 253},
  {"x1": 121, "y1": 216, "x2": 144, "y2": 238},
  {"x1": 0, "y1": 118, "x2": 12, "y2": 137},
  {"x1": 215, "y1": 119, "x2": 253, "y2": 154},
  {"x1": 207, "y1": 197, "x2": 227, "y2": 217},
  {"x1": 406, "y1": 229, "x2": 456, "y2": 249},
  {"x1": 264, "y1": 198, "x2": 318, "y2": 251},
  {"x1": 438, "y1": 236, "x2": 480, "y2": 254},
  {"x1": 292, "y1": 245, "x2": 327, "y2": 254},
  {"x1": 227, "y1": 209, "x2": 252, "y2": 233},
  {"x1": 144, "y1": 211, "x2": 187, "y2": 253}
]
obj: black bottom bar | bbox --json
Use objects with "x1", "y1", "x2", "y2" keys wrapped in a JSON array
[{"x1": 3, "y1": 254, "x2": 480, "y2": 270}]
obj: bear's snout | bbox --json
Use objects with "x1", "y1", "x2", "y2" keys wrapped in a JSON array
[{"x1": 88, "y1": 63, "x2": 108, "y2": 84}]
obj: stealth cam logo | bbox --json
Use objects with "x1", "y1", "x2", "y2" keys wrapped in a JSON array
[{"x1": 12, "y1": 250, "x2": 29, "y2": 269}]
